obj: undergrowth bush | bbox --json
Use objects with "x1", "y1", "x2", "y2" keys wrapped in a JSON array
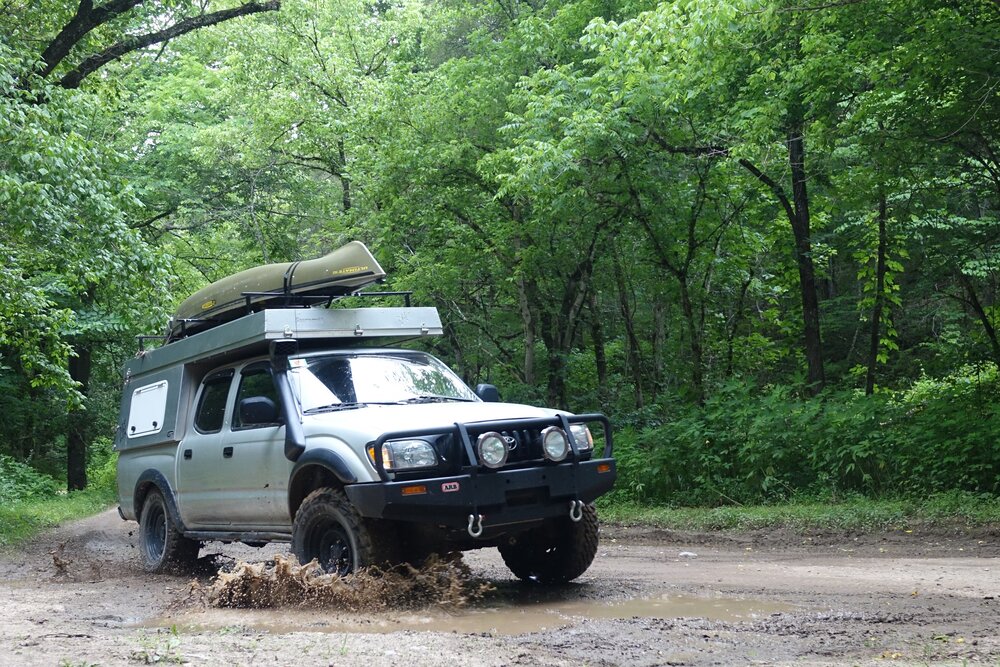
[
  {"x1": 0, "y1": 455, "x2": 61, "y2": 503},
  {"x1": 612, "y1": 365, "x2": 1000, "y2": 506},
  {"x1": 0, "y1": 435, "x2": 117, "y2": 506},
  {"x1": 86, "y1": 436, "x2": 118, "y2": 498}
]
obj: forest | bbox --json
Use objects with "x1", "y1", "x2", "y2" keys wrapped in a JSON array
[{"x1": 1, "y1": 0, "x2": 998, "y2": 508}]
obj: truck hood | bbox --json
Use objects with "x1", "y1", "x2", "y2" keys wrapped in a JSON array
[{"x1": 301, "y1": 401, "x2": 563, "y2": 443}]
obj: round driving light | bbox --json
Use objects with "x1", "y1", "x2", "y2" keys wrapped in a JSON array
[
  {"x1": 476, "y1": 432, "x2": 509, "y2": 469},
  {"x1": 541, "y1": 426, "x2": 569, "y2": 462}
]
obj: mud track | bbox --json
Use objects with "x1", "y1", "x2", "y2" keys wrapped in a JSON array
[{"x1": 1, "y1": 510, "x2": 997, "y2": 666}]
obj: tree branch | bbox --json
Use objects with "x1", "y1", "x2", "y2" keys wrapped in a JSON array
[
  {"x1": 737, "y1": 158, "x2": 798, "y2": 225},
  {"x1": 58, "y1": 1, "x2": 280, "y2": 88},
  {"x1": 39, "y1": 0, "x2": 145, "y2": 78},
  {"x1": 646, "y1": 129, "x2": 728, "y2": 157}
]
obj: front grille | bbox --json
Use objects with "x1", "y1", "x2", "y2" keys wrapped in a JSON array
[
  {"x1": 458, "y1": 427, "x2": 544, "y2": 469},
  {"x1": 499, "y1": 427, "x2": 542, "y2": 464}
]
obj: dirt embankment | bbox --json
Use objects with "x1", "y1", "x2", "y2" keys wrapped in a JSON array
[{"x1": 1, "y1": 510, "x2": 997, "y2": 666}]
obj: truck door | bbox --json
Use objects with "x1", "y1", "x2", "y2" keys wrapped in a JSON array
[
  {"x1": 219, "y1": 362, "x2": 291, "y2": 527},
  {"x1": 175, "y1": 368, "x2": 236, "y2": 528}
]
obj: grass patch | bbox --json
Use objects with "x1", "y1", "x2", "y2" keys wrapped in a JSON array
[
  {"x1": 597, "y1": 491, "x2": 1000, "y2": 532},
  {"x1": 0, "y1": 489, "x2": 114, "y2": 548}
]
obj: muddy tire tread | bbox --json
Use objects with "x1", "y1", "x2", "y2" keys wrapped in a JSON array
[
  {"x1": 499, "y1": 504, "x2": 599, "y2": 584},
  {"x1": 291, "y1": 487, "x2": 399, "y2": 572},
  {"x1": 139, "y1": 488, "x2": 200, "y2": 573}
]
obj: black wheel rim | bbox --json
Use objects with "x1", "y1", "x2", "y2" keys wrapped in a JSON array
[
  {"x1": 144, "y1": 503, "x2": 166, "y2": 562},
  {"x1": 309, "y1": 522, "x2": 354, "y2": 576}
]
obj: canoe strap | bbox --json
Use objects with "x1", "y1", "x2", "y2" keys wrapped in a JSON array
[{"x1": 282, "y1": 261, "x2": 302, "y2": 296}]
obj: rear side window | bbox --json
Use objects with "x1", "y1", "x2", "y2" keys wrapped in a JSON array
[{"x1": 194, "y1": 372, "x2": 233, "y2": 433}]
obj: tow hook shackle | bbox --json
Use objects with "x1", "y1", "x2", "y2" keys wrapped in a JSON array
[
  {"x1": 467, "y1": 513, "x2": 484, "y2": 538},
  {"x1": 569, "y1": 499, "x2": 585, "y2": 523}
]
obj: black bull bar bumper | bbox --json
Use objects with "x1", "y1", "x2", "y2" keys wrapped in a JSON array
[{"x1": 344, "y1": 413, "x2": 616, "y2": 533}]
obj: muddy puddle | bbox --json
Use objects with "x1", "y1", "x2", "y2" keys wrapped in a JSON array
[
  {"x1": 153, "y1": 593, "x2": 792, "y2": 636},
  {"x1": 146, "y1": 553, "x2": 793, "y2": 637}
]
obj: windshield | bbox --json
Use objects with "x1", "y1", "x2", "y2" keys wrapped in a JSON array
[{"x1": 289, "y1": 352, "x2": 478, "y2": 412}]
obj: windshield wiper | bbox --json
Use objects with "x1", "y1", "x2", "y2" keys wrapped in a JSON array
[
  {"x1": 303, "y1": 402, "x2": 367, "y2": 414},
  {"x1": 397, "y1": 395, "x2": 476, "y2": 404}
]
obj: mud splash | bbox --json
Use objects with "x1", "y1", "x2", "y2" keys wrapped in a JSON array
[{"x1": 189, "y1": 553, "x2": 492, "y2": 612}]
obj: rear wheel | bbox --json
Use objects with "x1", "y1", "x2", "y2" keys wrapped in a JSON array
[
  {"x1": 499, "y1": 504, "x2": 599, "y2": 584},
  {"x1": 291, "y1": 487, "x2": 399, "y2": 575},
  {"x1": 138, "y1": 488, "x2": 200, "y2": 573}
]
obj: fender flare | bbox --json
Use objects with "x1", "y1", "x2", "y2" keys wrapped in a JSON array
[
  {"x1": 287, "y1": 448, "x2": 358, "y2": 517},
  {"x1": 134, "y1": 469, "x2": 188, "y2": 533}
]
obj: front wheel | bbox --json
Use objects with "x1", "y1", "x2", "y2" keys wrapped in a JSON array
[
  {"x1": 499, "y1": 503, "x2": 599, "y2": 584},
  {"x1": 138, "y1": 488, "x2": 200, "y2": 573},
  {"x1": 291, "y1": 487, "x2": 398, "y2": 575}
]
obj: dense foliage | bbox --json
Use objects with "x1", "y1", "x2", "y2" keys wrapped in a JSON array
[
  {"x1": 0, "y1": 0, "x2": 997, "y2": 505},
  {"x1": 614, "y1": 366, "x2": 1000, "y2": 505}
]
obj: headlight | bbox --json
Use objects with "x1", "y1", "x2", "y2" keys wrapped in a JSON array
[
  {"x1": 541, "y1": 426, "x2": 569, "y2": 462},
  {"x1": 569, "y1": 423, "x2": 594, "y2": 451},
  {"x1": 476, "y1": 431, "x2": 509, "y2": 469},
  {"x1": 377, "y1": 439, "x2": 438, "y2": 471}
]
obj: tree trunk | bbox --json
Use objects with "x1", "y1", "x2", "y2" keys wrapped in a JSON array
[
  {"x1": 652, "y1": 298, "x2": 666, "y2": 397},
  {"x1": 678, "y1": 277, "x2": 704, "y2": 404},
  {"x1": 739, "y1": 104, "x2": 826, "y2": 396},
  {"x1": 958, "y1": 273, "x2": 1000, "y2": 367},
  {"x1": 864, "y1": 191, "x2": 889, "y2": 396},
  {"x1": 787, "y1": 119, "x2": 826, "y2": 393},
  {"x1": 67, "y1": 345, "x2": 91, "y2": 491},
  {"x1": 612, "y1": 253, "x2": 644, "y2": 409},
  {"x1": 513, "y1": 236, "x2": 536, "y2": 386},
  {"x1": 589, "y1": 291, "x2": 608, "y2": 405},
  {"x1": 544, "y1": 257, "x2": 594, "y2": 410},
  {"x1": 726, "y1": 271, "x2": 754, "y2": 378},
  {"x1": 338, "y1": 140, "x2": 351, "y2": 211}
]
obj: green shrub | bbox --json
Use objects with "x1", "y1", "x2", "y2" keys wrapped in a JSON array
[
  {"x1": 86, "y1": 436, "x2": 118, "y2": 499},
  {"x1": 613, "y1": 365, "x2": 1000, "y2": 506},
  {"x1": 0, "y1": 455, "x2": 61, "y2": 503}
]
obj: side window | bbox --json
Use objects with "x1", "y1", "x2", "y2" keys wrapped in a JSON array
[
  {"x1": 194, "y1": 371, "x2": 234, "y2": 433},
  {"x1": 232, "y1": 364, "x2": 280, "y2": 430}
]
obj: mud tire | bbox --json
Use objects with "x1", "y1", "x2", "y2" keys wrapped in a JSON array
[
  {"x1": 499, "y1": 504, "x2": 599, "y2": 584},
  {"x1": 292, "y1": 487, "x2": 399, "y2": 575},
  {"x1": 138, "y1": 488, "x2": 200, "y2": 573}
]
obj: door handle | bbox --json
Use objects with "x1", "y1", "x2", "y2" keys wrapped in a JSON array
[
  {"x1": 223, "y1": 446, "x2": 234, "y2": 458},
  {"x1": 183, "y1": 449, "x2": 192, "y2": 460}
]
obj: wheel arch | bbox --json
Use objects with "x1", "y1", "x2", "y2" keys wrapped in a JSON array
[
  {"x1": 133, "y1": 469, "x2": 187, "y2": 533},
  {"x1": 288, "y1": 449, "x2": 359, "y2": 519}
]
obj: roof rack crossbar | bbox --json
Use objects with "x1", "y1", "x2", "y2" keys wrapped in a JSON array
[
  {"x1": 343, "y1": 290, "x2": 413, "y2": 307},
  {"x1": 240, "y1": 291, "x2": 335, "y2": 314}
]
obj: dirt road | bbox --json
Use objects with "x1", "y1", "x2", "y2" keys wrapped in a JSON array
[{"x1": 0, "y1": 510, "x2": 997, "y2": 666}]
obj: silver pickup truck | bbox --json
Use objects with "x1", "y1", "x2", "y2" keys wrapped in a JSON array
[{"x1": 115, "y1": 254, "x2": 616, "y2": 583}]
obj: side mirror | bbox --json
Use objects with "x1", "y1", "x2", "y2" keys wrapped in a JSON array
[
  {"x1": 239, "y1": 396, "x2": 280, "y2": 426},
  {"x1": 475, "y1": 383, "x2": 500, "y2": 403}
]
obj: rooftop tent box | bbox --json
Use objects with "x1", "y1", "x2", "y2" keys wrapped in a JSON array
[{"x1": 114, "y1": 306, "x2": 444, "y2": 452}]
